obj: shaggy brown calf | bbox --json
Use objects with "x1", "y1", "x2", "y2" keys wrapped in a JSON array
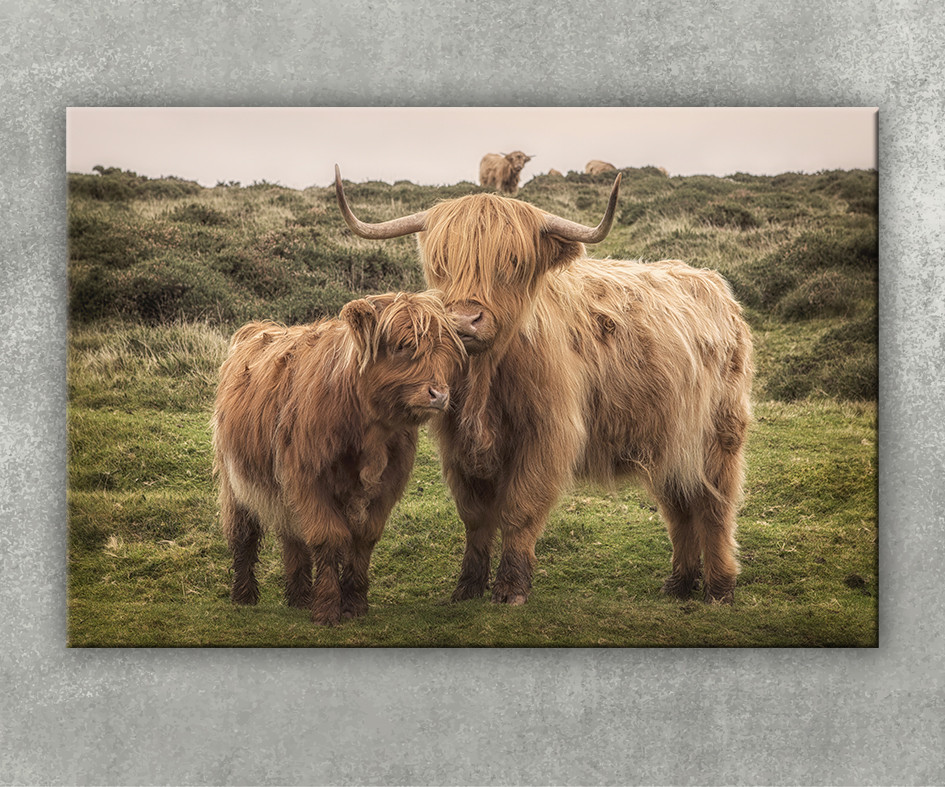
[
  {"x1": 479, "y1": 151, "x2": 532, "y2": 194},
  {"x1": 212, "y1": 292, "x2": 465, "y2": 625},
  {"x1": 585, "y1": 159, "x2": 617, "y2": 175},
  {"x1": 336, "y1": 167, "x2": 753, "y2": 607}
]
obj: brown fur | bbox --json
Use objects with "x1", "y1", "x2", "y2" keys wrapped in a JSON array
[
  {"x1": 212, "y1": 292, "x2": 465, "y2": 625},
  {"x1": 412, "y1": 192, "x2": 753, "y2": 605},
  {"x1": 586, "y1": 160, "x2": 617, "y2": 175},
  {"x1": 479, "y1": 151, "x2": 532, "y2": 194},
  {"x1": 547, "y1": 169, "x2": 563, "y2": 177}
]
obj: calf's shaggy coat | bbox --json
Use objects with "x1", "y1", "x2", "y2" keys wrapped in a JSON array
[
  {"x1": 212, "y1": 292, "x2": 465, "y2": 625},
  {"x1": 479, "y1": 151, "x2": 532, "y2": 195},
  {"x1": 335, "y1": 169, "x2": 753, "y2": 607}
]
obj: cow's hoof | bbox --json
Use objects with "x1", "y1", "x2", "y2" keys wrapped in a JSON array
[
  {"x1": 492, "y1": 593, "x2": 528, "y2": 606},
  {"x1": 490, "y1": 582, "x2": 530, "y2": 605},
  {"x1": 311, "y1": 607, "x2": 342, "y2": 626},
  {"x1": 704, "y1": 587, "x2": 735, "y2": 605}
]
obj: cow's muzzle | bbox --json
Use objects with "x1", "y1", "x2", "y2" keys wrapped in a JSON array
[{"x1": 450, "y1": 303, "x2": 497, "y2": 355}]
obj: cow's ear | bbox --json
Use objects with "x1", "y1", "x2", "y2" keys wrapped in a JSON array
[
  {"x1": 340, "y1": 298, "x2": 379, "y2": 361},
  {"x1": 539, "y1": 233, "x2": 585, "y2": 271}
]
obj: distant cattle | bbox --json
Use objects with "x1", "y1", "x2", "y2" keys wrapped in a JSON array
[
  {"x1": 547, "y1": 168, "x2": 563, "y2": 177},
  {"x1": 336, "y1": 167, "x2": 753, "y2": 608},
  {"x1": 585, "y1": 160, "x2": 617, "y2": 175},
  {"x1": 479, "y1": 151, "x2": 533, "y2": 194},
  {"x1": 657, "y1": 166, "x2": 669, "y2": 177},
  {"x1": 212, "y1": 291, "x2": 465, "y2": 625}
]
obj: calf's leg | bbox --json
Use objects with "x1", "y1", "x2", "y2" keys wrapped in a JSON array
[
  {"x1": 293, "y1": 498, "x2": 351, "y2": 626},
  {"x1": 220, "y1": 479, "x2": 263, "y2": 605},
  {"x1": 340, "y1": 536, "x2": 377, "y2": 618},
  {"x1": 280, "y1": 533, "x2": 313, "y2": 608}
]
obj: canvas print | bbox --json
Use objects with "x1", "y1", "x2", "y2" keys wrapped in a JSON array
[{"x1": 67, "y1": 107, "x2": 877, "y2": 646}]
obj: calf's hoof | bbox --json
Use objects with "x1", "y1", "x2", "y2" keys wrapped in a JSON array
[
  {"x1": 451, "y1": 580, "x2": 488, "y2": 603},
  {"x1": 231, "y1": 582, "x2": 260, "y2": 606},
  {"x1": 286, "y1": 588, "x2": 313, "y2": 609},
  {"x1": 661, "y1": 573, "x2": 697, "y2": 600},
  {"x1": 341, "y1": 598, "x2": 369, "y2": 619}
]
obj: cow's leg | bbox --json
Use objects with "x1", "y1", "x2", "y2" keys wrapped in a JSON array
[
  {"x1": 220, "y1": 477, "x2": 263, "y2": 605},
  {"x1": 280, "y1": 533, "x2": 313, "y2": 609},
  {"x1": 694, "y1": 490, "x2": 739, "y2": 604},
  {"x1": 696, "y1": 425, "x2": 746, "y2": 604},
  {"x1": 491, "y1": 469, "x2": 565, "y2": 605},
  {"x1": 490, "y1": 433, "x2": 574, "y2": 605},
  {"x1": 491, "y1": 523, "x2": 541, "y2": 606},
  {"x1": 657, "y1": 492, "x2": 701, "y2": 600},
  {"x1": 340, "y1": 536, "x2": 377, "y2": 619},
  {"x1": 447, "y1": 472, "x2": 498, "y2": 602}
]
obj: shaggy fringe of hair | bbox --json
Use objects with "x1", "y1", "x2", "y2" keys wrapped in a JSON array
[
  {"x1": 357, "y1": 290, "x2": 466, "y2": 373},
  {"x1": 421, "y1": 194, "x2": 566, "y2": 306}
]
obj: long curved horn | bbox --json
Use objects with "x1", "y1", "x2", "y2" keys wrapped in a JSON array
[
  {"x1": 334, "y1": 165, "x2": 427, "y2": 239},
  {"x1": 542, "y1": 173, "x2": 621, "y2": 244}
]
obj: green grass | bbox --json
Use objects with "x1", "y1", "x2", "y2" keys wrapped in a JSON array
[
  {"x1": 67, "y1": 167, "x2": 877, "y2": 647},
  {"x1": 67, "y1": 324, "x2": 876, "y2": 647}
]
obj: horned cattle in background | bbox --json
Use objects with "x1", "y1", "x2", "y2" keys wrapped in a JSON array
[
  {"x1": 335, "y1": 165, "x2": 753, "y2": 608},
  {"x1": 479, "y1": 151, "x2": 533, "y2": 194},
  {"x1": 585, "y1": 159, "x2": 617, "y2": 175},
  {"x1": 212, "y1": 292, "x2": 466, "y2": 625}
]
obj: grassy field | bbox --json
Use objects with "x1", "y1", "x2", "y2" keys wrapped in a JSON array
[{"x1": 67, "y1": 166, "x2": 878, "y2": 647}]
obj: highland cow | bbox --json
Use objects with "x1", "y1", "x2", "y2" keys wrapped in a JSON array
[
  {"x1": 335, "y1": 166, "x2": 753, "y2": 608},
  {"x1": 212, "y1": 292, "x2": 465, "y2": 625},
  {"x1": 585, "y1": 159, "x2": 617, "y2": 175},
  {"x1": 479, "y1": 151, "x2": 533, "y2": 194}
]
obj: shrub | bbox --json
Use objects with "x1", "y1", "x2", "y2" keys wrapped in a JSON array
[
  {"x1": 575, "y1": 189, "x2": 600, "y2": 211},
  {"x1": 779, "y1": 227, "x2": 877, "y2": 272},
  {"x1": 69, "y1": 265, "x2": 117, "y2": 322},
  {"x1": 730, "y1": 227, "x2": 877, "y2": 312},
  {"x1": 69, "y1": 212, "x2": 142, "y2": 269},
  {"x1": 777, "y1": 270, "x2": 860, "y2": 320},
  {"x1": 68, "y1": 169, "x2": 202, "y2": 201},
  {"x1": 220, "y1": 249, "x2": 301, "y2": 299},
  {"x1": 273, "y1": 283, "x2": 358, "y2": 324},
  {"x1": 110, "y1": 256, "x2": 242, "y2": 324},
  {"x1": 701, "y1": 202, "x2": 760, "y2": 230},
  {"x1": 765, "y1": 313, "x2": 877, "y2": 401},
  {"x1": 170, "y1": 203, "x2": 231, "y2": 226},
  {"x1": 618, "y1": 203, "x2": 647, "y2": 225}
]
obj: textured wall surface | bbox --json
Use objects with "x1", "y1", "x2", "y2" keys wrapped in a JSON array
[{"x1": 2, "y1": 1, "x2": 943, "y2": 784}]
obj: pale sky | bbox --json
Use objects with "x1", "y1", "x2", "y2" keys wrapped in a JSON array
[{"x1": 66, "y1": 107, "x2": 877, "y2": 189}]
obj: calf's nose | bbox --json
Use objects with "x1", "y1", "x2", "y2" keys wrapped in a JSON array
[{"x1": 428, "y1": 386, "x2": 449, "y2": 410}]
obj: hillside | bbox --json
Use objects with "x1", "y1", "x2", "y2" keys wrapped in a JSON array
[
  {"x1": 68, "y1": 165, "x2": 877, "y2": 400},
  {"x1": 66, "y1": 165, "x2": 878, "y2": 647}
]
